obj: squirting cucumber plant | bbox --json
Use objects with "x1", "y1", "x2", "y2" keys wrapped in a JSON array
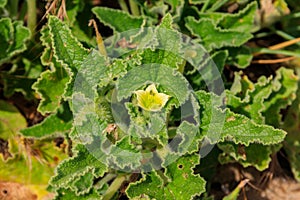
[{"x1": 1, "y1": 0, "x2": 300, "y2": 199}]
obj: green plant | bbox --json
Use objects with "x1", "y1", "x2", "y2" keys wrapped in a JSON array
[{"x1": 1, "y1": 0, "x2": 300, "y2": 199}]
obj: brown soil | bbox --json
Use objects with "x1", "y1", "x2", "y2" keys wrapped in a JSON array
[
  {"x1": 210, "y1": 156, "x2": 300, "y2": 200},
  {"x1": 0, "y1": 181, "x2": 37, "y2": 200}
]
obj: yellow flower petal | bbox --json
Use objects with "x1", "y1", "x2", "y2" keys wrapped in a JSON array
[{"x1": 134, "y1": 84, "x2": 170, "y2": 112}]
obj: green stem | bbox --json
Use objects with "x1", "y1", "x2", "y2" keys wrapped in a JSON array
[
  {"x1": 200, "y1": 0, "x2": 211, "y2": 12},
  {"x1": 156, "y1": 169, "x2": 170, "y2": 185},
  {"x1": 9, "y1": 0, "x2": 19, "y2": 19},
  {"x1": 254, "y1": 32, "x2": 272, "y2": 38},
  {"x1": 253, "y1": 48, "x2": 300, "y2": 57},
  {"x1": 95, "y1": 173, "x2": 117, "y2": 189},
  {"x1": 103, "y1": 174, "x2": 127, "y2": 200},
  {"x1": 142, "y1": 109, "x2": 150, "y2": 119},
  {"x1": 129, "y1": 0, "x2": 140, "y2": 16},
  {"x1": 274, "y1": 30, "x2": 300, "y2": 46},
  {"x1": 118, "y1": 0, "x2": 129, "y2": 13},
  {"x1": 27, "y1": 0, "x2": 37, "y2": 35}
]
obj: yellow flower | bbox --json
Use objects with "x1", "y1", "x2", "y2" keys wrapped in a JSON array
[{"x1": 134, "y1": 84, "x2": 170, "y2": 112}]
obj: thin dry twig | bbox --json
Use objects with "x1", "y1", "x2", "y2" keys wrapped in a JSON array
[
  {"x1": 41, "y1": 0, "x2": 59, "y2": 21},
  {"x1": 269, "y1": 37, "x2": 300, "y2": 50},
  {"x1": 247, "y1": 181, "x2": 264, "y2": 193},
  {"x1": 41, "y1": 0, "x2": 68, "y2": 21},
  {"x1": 252, "y1": 56, "x2": 296, "y2": 64},
  {"x1": 57, "y1": 0, "x2": 68, "y2": 21},
  {"x1": 253, "y1": 37, "x2": 300, "y2": 57}
]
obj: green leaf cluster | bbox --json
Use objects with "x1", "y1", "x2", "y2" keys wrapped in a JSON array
[
  {"x1": 24, "y1": 7, "x2": 293, "y2": 197},
  {"x1": 218, "y1": 67, "x2": 298, "y2": 170}
]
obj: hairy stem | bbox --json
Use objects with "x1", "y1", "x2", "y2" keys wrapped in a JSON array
[
  {"x1": 103, "y1": 174, "x2": 127, "y2": 200},
  {"x1": 274, "y1": 30, "x2": 300, "y2": 47},
  {"x1": 129, "y1": 0, "x2": 140, "y2": 16},
  {"x1": 200, "y1": 0, "x2": 211, "y2": 12},
  {"x1": 118, "y1": 0, "x2": 129, "y2": 13},
  {"x1": 27, "y1": 0, "x2": 37, "y2": 35},
  {"x1": 95, "y1": 173, "x2": 117, "y2": 189}
]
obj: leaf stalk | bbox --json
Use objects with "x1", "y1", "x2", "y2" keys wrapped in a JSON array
[{"x1": 103, "y1": 174, "x2": 128, "y2": 200}]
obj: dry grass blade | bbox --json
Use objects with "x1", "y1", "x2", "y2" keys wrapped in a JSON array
[
  {"x1": 89, "y1": 19, "x2": 107, "y2": 56},
  {"x1": 269, "y1": 37, "x2": 300, "y2": 50},
  {"x1": 252, "y1": 56, "x2": 296, "y2": 64},
  {"x1": 253, "y1": 37, "x2": 300, "y2": 57}
]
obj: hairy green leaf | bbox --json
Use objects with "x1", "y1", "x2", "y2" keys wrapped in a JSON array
[
  {"x1": 185, "y1": 17, "x2": 252, "y2": 51},
  {"x1": 195, "y1": 1, "x2": 257, "y2": 32},
  {"x1": 34, "y1": 16, "x2": 90, "y2": 113},
  {"x1": 126, "y1": 154, "x2": 206, "y2": 199},
  {"x1": 0, "y1": 18, "x2": 30, "y2": 64},
  {"x1": 20, "y1": 103, "x2": 72, "y2": 138},
  {"x1": 218, "y1": 142, "x2": 274, "y2": 171},
  {"x1": 263, "y1": 68, "x2": 298, "y2": 126},
  {"x1": 282, "y1": 69, "x2": 300, "y2": 181},
  {"x1": 48, "y1": 15, "x2": 89, "y2": 70},
  {"x1": 92, "y1": 7, "x2": 145, "y2": 33},
  {"x1": 217, "y1": 2, "x2": 257, "y2": 32},
  {"x1": 49, "y1": 144, "x2": 108, "y2": 188},
  {"x1": 35, "y1": 23, "x2": 68, "y2": 114},
  {"x1": 70, "y1": 169, "x2": 94, "y2": 195},
  {"x1": 196, "y1": 12, "x2": 225, "y2": 23},
  {"x1": 74, "y1": 49, "x2": 107, "y2": 98},
  {"x1": 117, "y1": 64, "x2": 190, "y2": 107},
  {"x1": 105, "y1": 136, "x2": 143, "y2": 171},
  {"x1": 196, "y1": 90, "x2": 286, "y2": 145},
  {"x1": 227, "y1": 67, "x2": 298, "y2": 126},
  {"x1": 140, "y1": 0, "x2": 168, "y2": 22},
  {"x1": 226, "y1": 46, "x2": 253, "y2": 69},
  {"x1": 138, "y1": 14, "x2": 185, "y2": 70},
  {"x1": 226, "y1": 74, "x2": 273, "y2": 123},
  {"x1": 33, "y1": 66, "x2": 71, "y2": 114},
  {"x1": 187, "y1": 50, "x2": 228, "y2": 90},
  {"x1": 98, "y1": 58, "x2": 128, "y2": 88},
  {"x1": 168, "y1": 94, "x2": 201, "y2": 154},
  {"x1": 217, "y1": 68, "x2": 297, "y2": 170}
]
